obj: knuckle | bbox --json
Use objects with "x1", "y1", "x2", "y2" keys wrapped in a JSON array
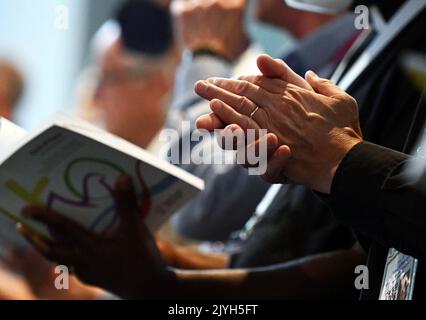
[
  {"x1": 285, "y1": 86, "x2": 302, "y2": 99},
  {"x1": 307, "y1": 111, "x2": 321, "y2": 122},
  {"x1": 238, "y1": 75, "x2": 260, "y2": 86},
  {"x1": 292, "y1": 90, "x2": 305, "y2": 103},
  {"x1": 238, "y1": 96, "x2": 252, "y2": 111},
  {"x1": 253, "y1": 75, "x2": 265, "y2": 87},
  {"x1": 317, "y1": 78, "x2": 331, "y2": 86},
  {"x1": 342, "y1": 126, "x2": 356, "y2": 135},
  {"x1": 284, "y1": 94, "x2": 304, "y2": 112},
  {"x1": 281, "y1": 96, "x2": 295, "y2": 110},
  {"x1": 236, "y1": 80, "x2": 250, "y2": 94},
  {"x1": 347, "y1": 95, "x2": 358, "y2": 108},
  {"x1": 332, "y1": 92, "x2": 349, "y2": 101},
  {"x1": 203, "y1": 84, "x2": 212, "y2": 96},
  {"x1": 340, "y1": 94, "x2": 358, "y2": 112}
]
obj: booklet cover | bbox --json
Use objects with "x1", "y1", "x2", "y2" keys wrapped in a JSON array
[{"x1": 0, "y1": 114, "x2": 204, "y2": 250}]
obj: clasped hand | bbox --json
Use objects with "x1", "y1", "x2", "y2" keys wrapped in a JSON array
[{"x1": 195, "y1": 54, "x2": 363, "y2": 194}]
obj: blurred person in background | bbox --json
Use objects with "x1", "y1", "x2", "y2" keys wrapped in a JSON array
[
  {"x1": 79, "y1": 0, "x2": 176, "y2": 130},
  {"x1": 94, "y1": 0, "x2": 178, "y2": 153},
  {"x1": 3, "y1": 0, "x2": 180, "y2": 300},
  {"x1": 0, "y1": 61, "x2": 24, "y2": 120}
]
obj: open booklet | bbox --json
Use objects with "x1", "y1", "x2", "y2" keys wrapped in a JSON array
[{"x1": 0, "y1": 114, "x2": 204, "y2": 252}]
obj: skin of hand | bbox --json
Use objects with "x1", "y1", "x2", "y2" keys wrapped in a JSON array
[
  {"x1": 156, "y1": 238, "x2": 228, "y2": 270},
  {"x1": 5, "y1": 248, "x2": 105, "y2": 300},
  {"x1": 195, "y1": 54, "x2": 363, "y2": 194},
  {"x1": 17, "y1": 176, "x2": 175, "y2": 299},
  {"x1": 171, "y1": 0, "x2": 250, "y2": 61},
  {"x1": 0, "y1": 263, "x2": 36, "y2": 300},
  {"x1": 14, "y1": 181, "x2": 366, "y2": 299}
]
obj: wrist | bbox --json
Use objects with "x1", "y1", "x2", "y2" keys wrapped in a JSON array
[
  {"x1": 316, "y1": 136, "x2": 363, "y2": 194},
  {"x1": 191, "y1": 48, "x2": 234, "y2": 63},
  {"x1": 187, "y1": 34, "x2": 249, "y2": 62}
]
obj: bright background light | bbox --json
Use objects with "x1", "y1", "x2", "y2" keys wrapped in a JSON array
[{"x1": 0, "y1": 0, "x2": 293, "y2": 129}]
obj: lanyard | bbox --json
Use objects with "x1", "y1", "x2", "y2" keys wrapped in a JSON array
[{"x1": 236, "y1": 184, "x2": 283, "y2": 241}]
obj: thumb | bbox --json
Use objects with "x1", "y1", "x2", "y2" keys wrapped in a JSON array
[
  {"x1": 305, "y1": 70, "x2": 345, "y2": 97},
  {"x1": 114, "y1": 176, "x2": 139, "y2": 228},
  {"x1": 257, "y1": 54, "x2": 313, "y2": 91},
  {"x1": 262, "y1": 145, "x2": 292, "y2": 184},
  {"x1": 196, "y1": 112, "x2": 225, "y2": 132}
]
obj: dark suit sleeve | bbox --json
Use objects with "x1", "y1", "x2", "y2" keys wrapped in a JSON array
[{"x1": 328, "y1": 141, "x2": 426, "y2": 258}]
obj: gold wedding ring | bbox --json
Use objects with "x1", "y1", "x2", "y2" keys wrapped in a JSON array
[{"x1": 250, "y1": 106, "x2": 260, "y2": 119}]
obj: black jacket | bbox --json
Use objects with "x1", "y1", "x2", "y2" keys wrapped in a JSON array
[
  {"x1": 326, "y1": 9, "x2": 426, "y2": 299},
  {"x1": 234, "y1": 7, "x2": 426, "y2": 300}
]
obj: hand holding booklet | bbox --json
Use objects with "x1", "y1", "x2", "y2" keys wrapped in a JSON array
[{"x1": 0, "y1": 114, "x2": 203, "y2": 252}]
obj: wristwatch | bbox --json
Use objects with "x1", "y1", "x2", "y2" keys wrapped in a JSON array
[{"x1": 191, "y1": 48, "x2": 234, "y2": 64}]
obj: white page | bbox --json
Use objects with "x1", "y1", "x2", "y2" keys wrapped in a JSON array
[
  {"x1": 0, "y1": 118, "x2": 26, "y2": 154},
  {"x1": 0, "y1": 113, "x2": 204, "y2": 249}
]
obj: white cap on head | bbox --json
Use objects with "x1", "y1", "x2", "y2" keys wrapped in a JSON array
[
  {"x1": 91, "y1": 20, "x2": 121, "y2": 61},
  {"x1": 285, "y1": 0, "x2": 354, "y2": 14}
]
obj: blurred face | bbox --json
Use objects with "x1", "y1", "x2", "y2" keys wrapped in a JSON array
[{"x1": 94, "y1": 41, "x2": 169, "y2": 148}]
